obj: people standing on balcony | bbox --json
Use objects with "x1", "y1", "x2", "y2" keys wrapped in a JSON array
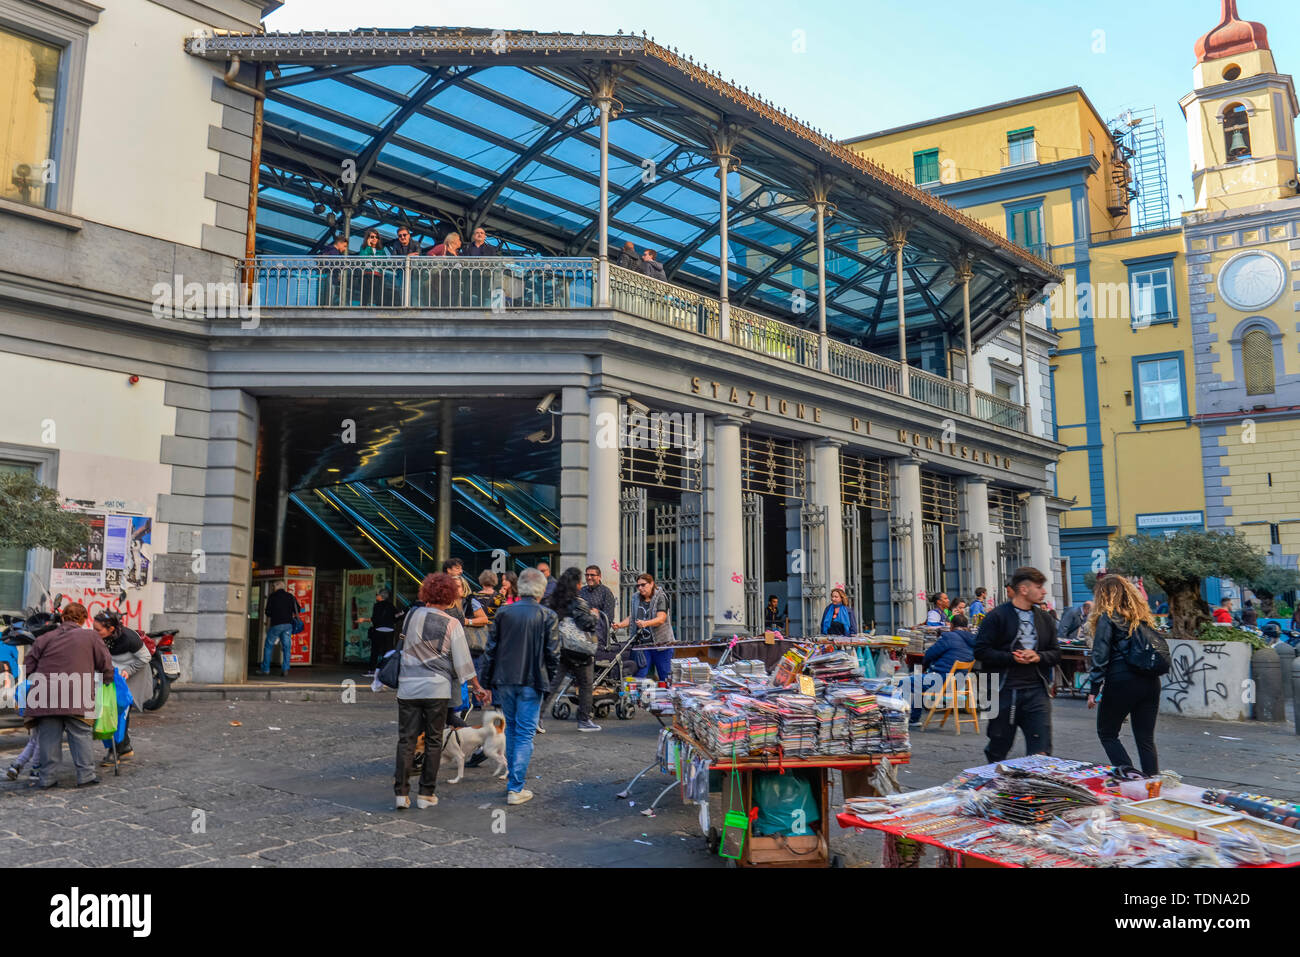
[
  {"x1": 819, "y1": 587, "x2": 858, "y2": 636},
  {"x1": 615, "y1": 572, "x2": 675, "y2": 685},
  {"x1": 389, "y1": 227, "x2": 421, "y2": 257},
  {"x1": 461, "y1": 227, "x2": 499, "y2": 257},
  {"x1": 358, "y1": 228, "x2": 389, "y2": 306},
  {"x1": 618, "y1": 240, "x2": 639, "y2": 270},
  {"x1": 461, "y1": 226, "x2": 500, "y2": 306},
  {"x1": 318, "y1": 234, "x2": 351, "y2": 306},
  {"x1": 426, "y1": 230, "x2": 462, "y2": 307},
  {"x1": 638, "y1": 248, "x2": 667, "y2": 281}
]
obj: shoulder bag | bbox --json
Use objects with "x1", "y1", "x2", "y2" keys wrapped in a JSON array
[{"x1": 1118, "y1": 620, "x2": 1172, "y2": 677}]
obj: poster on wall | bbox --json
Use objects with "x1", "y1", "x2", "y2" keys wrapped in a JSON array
[
  {"x1": 285, "y1": 568, "x2": 315, "y2": 665},
  {"x1": 126, "y1": 516, "x2": 152, "y2": 587},
  {"x1": 342, "y1": 567, "x2": 389, "y2": 663},
  {"x1": 50, "y1": 511, "x2": 106, "y2": 591}
]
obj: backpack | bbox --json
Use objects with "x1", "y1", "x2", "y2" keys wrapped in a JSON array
[{"x1": 1114, "y1": 619, "x2": 1171, "y2": 677}]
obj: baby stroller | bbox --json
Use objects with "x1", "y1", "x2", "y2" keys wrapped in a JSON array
[{"x1": 549, "y1": 615, "x2": 641, "y2": 721}]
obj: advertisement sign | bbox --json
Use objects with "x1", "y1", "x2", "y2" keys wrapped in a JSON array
[
  {"x1": 342, "y1": 567, "x2": 389, "y2": 663},
  {"x1": 285, "y1": 571, "x2": 315, "y2": 665},
  {"x1": 51, "y1": 511, "x2": 106, "y2": 591}
]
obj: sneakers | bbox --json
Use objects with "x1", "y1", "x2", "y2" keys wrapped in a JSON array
[
  {"x1": 577, "y1": 720, "x2": 601, "y2": 733},
  {"x1": 395, "y1": 795, "x2": 411, "y2": 810},
  {"x1": 534, "y1": 720, "x2": 546, "y2": 734},
  {"x1": 5, "y1": 765, "x2": 19, "y2": 781},
  {"x1": 506, "y1": 789, "x2": 534, "y2": 806},
  {"x1": 416, "y1": 795, "x2": 438, "y2": 809},
  {"x1": 76, "y1": 778, "x2": 100, "y2": 789}
]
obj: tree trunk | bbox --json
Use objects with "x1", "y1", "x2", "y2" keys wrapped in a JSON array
[
  {"x1": 1167, "y1": 585, "x2": 1210, "y2": 639},
  {"x1": 1259, "y1": 594, "x2": 1276, "y2": 617}
]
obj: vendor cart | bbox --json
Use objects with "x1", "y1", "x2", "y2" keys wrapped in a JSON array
[{"x1": 670, "y1": 725, "x2": 910, "y2": 868}]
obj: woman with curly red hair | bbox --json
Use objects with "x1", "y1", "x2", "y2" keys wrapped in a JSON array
[{"x1": 394, "y1": 572, "x2": 488, "y2": 810}]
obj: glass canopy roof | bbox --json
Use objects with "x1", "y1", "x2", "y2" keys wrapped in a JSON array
[{"x1": 191, "y1": 28, "x2": 1060, "y2": 359}]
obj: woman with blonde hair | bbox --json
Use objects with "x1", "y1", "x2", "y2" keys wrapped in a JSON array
[
  {"x1": 819, "y1": 587, "x2": 858, "y2": 636},
  {"x1": 1086, "y1": 575, "x2": 1166, "y2": 776}
]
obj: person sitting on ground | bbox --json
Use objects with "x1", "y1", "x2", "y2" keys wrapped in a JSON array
[
  {"x1": 638, "y1": 248, "x2": 667, "y2": 280},
  {"x1": 91, "y1": 611, "x2": 153, "y2": 765},
  {"x1": 901, "y1": 613, "x2": 976, "y2": 725},
  {"x1": 24, "y1": 602, "x2": 114, "y2": 790},
  {"x1": 617, "y1": 240, "x2": 639, "y2": 269}
]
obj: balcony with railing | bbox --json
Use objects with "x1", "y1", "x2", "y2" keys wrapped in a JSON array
[{"x1": 240, "y1": 256, "x2": 1029, "y2": 434}]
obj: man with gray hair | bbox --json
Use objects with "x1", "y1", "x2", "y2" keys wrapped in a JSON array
[{"x1": 478, "y1": 567, "x2": 559, "y2": 806}]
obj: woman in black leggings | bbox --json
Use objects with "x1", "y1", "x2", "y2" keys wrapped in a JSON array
[{"x1": 1086, "y1": 576, "x2": 1162, "y2": 776}]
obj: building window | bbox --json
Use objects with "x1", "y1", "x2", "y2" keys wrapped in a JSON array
[
  {"x1": 1223, "y1": 103, "x2": 1251, "y2": 160},
  {"x1": 0, "y1": 25, "x2": 61, "y2": 209},
  {"x1": 913, "y1": 149, "x2": 940, "y2": 187},
  {"x1": 1242, "y1": 327, "x2": 1275, "y2": 395},
  {"x1": 992, "y1": 373, "x2": 1020, "y2": 404},
  {"x1": 1130, "y1": 265, "x2": 1174, "y2": 325},
  {"x1": 1006, "y1": 127, "x2": 1036, "y2": 166},
  {"x1": 1133, "y1": 354, "x2": 1187, "y2": 423},
  {"x1": 1005, "y1": 202, "x2": 1043, "y2": 255}
]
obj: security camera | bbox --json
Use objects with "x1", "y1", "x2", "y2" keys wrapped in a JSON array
[
  {"x1": 626, "y1": 398, "x2": 651, "y2": 416},
  {"x1": 525, "y1": 430, "x2": 547, "y2": 443},
  {"x1": 536, "y1": 392, "x2": 557, "y2": 414},
  {"x1": 1015, "y1": 491, "x2": 1031, "y2": 502}
]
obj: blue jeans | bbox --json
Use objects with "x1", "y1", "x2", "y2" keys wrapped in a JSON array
[
  {"x1": 261, "y1": 623, "x2": 293, "y2": 674},
  {"x1": 496, "y1": 684, "x2": 542, "y2": 793},
  {"x1": 634, "y1": 648, "x2": 673, "y2": 683},
  {"x1": 898, "y1": 671, "x2": 946, "y2": 723}
]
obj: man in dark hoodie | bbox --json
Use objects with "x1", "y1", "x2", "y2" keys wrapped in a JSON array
[
  {"x1": 973, "y1": 566, "x2": 1061, "y2": 762},
  {"x1": 902, "y1": 613, "x2": 976, "y2": 724}
]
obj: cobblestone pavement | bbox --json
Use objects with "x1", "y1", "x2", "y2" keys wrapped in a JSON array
[{"x1": 0, "y1": 688, "x2": 1295, "y2": 868}]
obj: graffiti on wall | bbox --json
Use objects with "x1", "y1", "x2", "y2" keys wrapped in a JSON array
[
  {"x1": 67, "y1": 589, "x2": 146, "y2": 630},
  {"x1": 1161, "y1": 640, "x2": 1230, "y2": 714}
]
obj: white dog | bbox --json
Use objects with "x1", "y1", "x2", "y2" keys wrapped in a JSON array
[{"x1": 440, "y1": 711, "x2": 508, "y2": 784}]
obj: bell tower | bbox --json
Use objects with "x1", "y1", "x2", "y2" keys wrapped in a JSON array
[{"x1": 1179, "y1": 0, "x2": 1299, "y2": 211}]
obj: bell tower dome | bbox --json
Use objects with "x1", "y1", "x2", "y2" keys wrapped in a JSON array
[{"x1": 1180, "y1": 0, "x2": 1298, "y2": 211}]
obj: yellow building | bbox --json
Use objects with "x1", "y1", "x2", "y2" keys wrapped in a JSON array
[
  {"x1": 847, "y1": 87, "x2": 1202, "y2": 602},
  {"x1": 1181, "y1": 1, "x2": 1300, "y2": 574}
]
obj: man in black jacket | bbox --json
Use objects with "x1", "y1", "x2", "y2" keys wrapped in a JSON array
[
  {"x1": 973, "y1": 566, "x2": 1061, "y2": 763},
  {"x1": 260, "y1": 582, "x2": 299, "y2": 676},
  {"x1": 479, "y1": 568, "x2": 559, "y2": 806}
]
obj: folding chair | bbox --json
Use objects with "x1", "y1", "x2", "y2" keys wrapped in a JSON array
[{"x1": 921, "y1": 660, "x2": 980, "y2": 734}]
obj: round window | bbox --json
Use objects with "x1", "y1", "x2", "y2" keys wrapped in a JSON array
[{"x1": 1222, "y1": 64, "x2": 1242, "y2": 81}]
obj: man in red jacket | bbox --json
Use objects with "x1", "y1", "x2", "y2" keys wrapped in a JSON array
[{"x1": 23, "y1": 602, "x2": 115, "y2": 789}]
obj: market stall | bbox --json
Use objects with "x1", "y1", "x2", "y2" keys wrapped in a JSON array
[
  {"x1": 620, "y1": 645, "x2": 912, "y2": 868},
  {"x1": 837, "y1": 755, "x2": 1300, "y2": 868}
]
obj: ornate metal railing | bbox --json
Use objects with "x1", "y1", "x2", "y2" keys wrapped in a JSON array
[
  {"x1": 974, "y1": 391, "x2": 1026, "y2": 431},
  {"x1": 729, "y1": 304, "x2": 819, "y2": 370},
  {"x1": 827, "y1": 338, "x2": 902, "y2": 393},
  {"x1": 241, "y1": 255, "x2": 1030, "y2": 432},
  {"x1": 243, "y1": 256, "x2": 596, "y2": 310},
  {"x1": 609, "y1": 263, "x2": 719, "y2": 337},
  {"x1": 909, "y1": 365, "x2": 971, "y2": 417}
]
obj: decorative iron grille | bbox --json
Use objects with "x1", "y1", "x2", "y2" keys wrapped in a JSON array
[
  {"x1": 987, "y1": 486, "x2": 1026, "y2": 539},
  {"x1": 741, "y1": 432, "x2": 806, "y2": 500},
  {"x1": 840, "y1": 453, "x2": 889, "y2": 511},
  {"x1": 920, "y1": 471, "x2": 958, "y2": 527},
  {"x1": 618, "y1": 418, "x2": 703, "y2": 491}
]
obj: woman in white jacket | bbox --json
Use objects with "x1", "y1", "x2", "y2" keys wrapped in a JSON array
[{"x1": 92, "y1": 611, "x2": 153, "y2": 763}]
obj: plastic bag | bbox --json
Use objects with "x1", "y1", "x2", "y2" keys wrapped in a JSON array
[
  {"x1": 93, "y1": 681, "x2": 119, "y2": 741},
  {"x1": 752, "y1": 772, "x2": 820, "y2": 837}
]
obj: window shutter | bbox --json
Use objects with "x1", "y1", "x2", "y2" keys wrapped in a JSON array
[{"x1": 1242, "y1": 329, "x2": 1274, "y2": 396}]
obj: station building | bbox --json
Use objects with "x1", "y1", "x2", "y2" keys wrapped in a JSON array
[{"x1": 1, "y1": 2, "x2": 1065, "y2": 682}]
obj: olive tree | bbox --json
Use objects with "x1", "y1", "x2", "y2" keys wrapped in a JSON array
[
  {"x1": 1104, "y1": 530, "x2": 1268, "y2": 639},
  {"x1": 1244, "y1": 562, "x2": 1299, "y2": 618},
  {"x1": 0, "y1": 471, "x2": 91, "y2": 554}
]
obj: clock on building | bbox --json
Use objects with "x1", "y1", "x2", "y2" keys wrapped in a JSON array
[{"x1": 1217, "y1": 251, "x2": 1287, "y2": 311}]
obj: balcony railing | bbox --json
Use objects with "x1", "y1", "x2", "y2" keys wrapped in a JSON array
[
  {"x1": 239, "y1": 255, "x2": 1031, "y2": 433},
  {"x1": 247, "y1": 256, "x2": 596, "y2": 309}
]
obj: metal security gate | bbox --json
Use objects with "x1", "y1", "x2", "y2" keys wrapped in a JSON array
[
  {"x1": 842, "y1": 504, "x2": 863, "y2": 619},
  {"x1": 742, "y1": 492, "x2": 764, "y2": 635},
  {"x1": 958, "y1": 530, "x2": 984, "y2": 599},
  {"x1": 652, "y1": 494, "x2": 706, "y2": 644},
  {"x1": 888, "y1": 515, "x2": 915, "y2": 633},
  {"x1": 619, "y1": 487, "x2": 647, "y2": 618},
  {"x1": 989, "y1": 487, "x2": 1027, "y2": 594},
  {"x1": 799, "y1": 503, "x2": 828, "y2": 637}
]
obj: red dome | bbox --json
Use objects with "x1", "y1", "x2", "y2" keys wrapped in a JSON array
[{"x1": 1195, "y1": 0, "x2": 1270, "y2": 63}]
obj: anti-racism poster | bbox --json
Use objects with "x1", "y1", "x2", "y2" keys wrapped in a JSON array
[
  {"x1": 285, "y1": 570, "x2": 315, "y2": 665},
  {"x1": 51, "y1": 511, "x2": 106, "y2": 591},
  {"x1": 342, "y1": 567, "x2": 389, "y2": 663}
]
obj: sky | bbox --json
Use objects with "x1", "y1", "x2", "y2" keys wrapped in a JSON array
[{"x1": 264, "y1": 0, "x2": 1299, "y2": 219}]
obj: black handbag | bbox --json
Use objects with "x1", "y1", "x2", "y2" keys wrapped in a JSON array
[{"x1": 376, "y1": 639, "x2": 403, "y2": 689}]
